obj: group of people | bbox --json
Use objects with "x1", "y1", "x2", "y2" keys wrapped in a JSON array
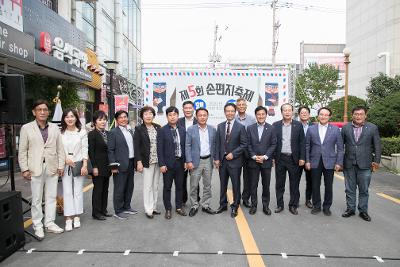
[{"x1": 17, "y1": 98, "x2": 381, "y2": 240}]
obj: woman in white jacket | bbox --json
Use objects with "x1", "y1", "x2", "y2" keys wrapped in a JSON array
[{"x1": 60, "y1": 108, "x2": 88, "y2": 231}]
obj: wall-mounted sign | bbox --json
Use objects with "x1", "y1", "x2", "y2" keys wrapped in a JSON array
[
  {"x1": 0, "y1": 21, "x2": 34, "y2": 63},
  {"x1": 0, "y1": 0, "x2": 23, "y2": 32},
  {"x1": 84, "y1": 49, "x2": 104, "y2": 89}
]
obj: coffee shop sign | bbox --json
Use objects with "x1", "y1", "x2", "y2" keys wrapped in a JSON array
[{"x1": 39, "y1": 32, "x2": 87, "y2": 70}]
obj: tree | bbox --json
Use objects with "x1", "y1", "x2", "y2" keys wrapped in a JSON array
[
  {"x1": 368, "y1": 91, "x2": 400, "y2": 137},
  {"x1": 24, "y1": 75, "x2": 81, "y2": 121},
  {"x1": 295, "y1": 63, "x2": 339, "y2": 108},
  {"x1": 366, "y1": 73, "x2": 400, "y2": 105},
  {"x1": 327, "y1": 95, "x2": 366, "y2": 122}
]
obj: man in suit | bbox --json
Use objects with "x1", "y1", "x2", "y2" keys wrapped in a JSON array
[
  {"x1": 177, "y1": 100, "x2": 199, "y2": 205},
  {"x1": 235, "y1": 98, "x2": 256, "y2": 209},
  {"x1": 341, "y1": 106, "x2": 381, "y2": 222},
  {"x1": 18, "y1": 99, "x2": 65, "y2": 239},
  {"x1": 158, "y1": 106, "x2": 187, "y2": 219},
  {"x1": 108, "y1": 110, "x2": 137, "y2": 220},
  {"x1": 298, "y1": 106, "x2": 314, "y2": 209},
  {"x1": 305, "y1": 107, "x2": 344, "y2": 216},
  {"x1": 185, "y1": 107, "x2": 217, "y2": 217},
  {"x1": 246, "y1": 106, "x2": 277, "y2": 215},
  {"x1": 273, "y1": 103, "x2": 305, "y2": 215},
  {"x1": 215, "y1": 103, "x2": 247, "y2": 218}
]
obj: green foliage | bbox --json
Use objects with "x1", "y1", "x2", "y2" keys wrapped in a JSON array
[
  {"x1": 381, "y1": 137, "x2": 400, "y2": 156},
  {"x1": 366, "y1": 73, "x2": 400, "y2": 105},
  {"x1": 327, "y1": 95, "x2": 366, "y2": 122},
  {"x1": 295, "y1": 63, "x2": 339, "y2": 108},
  {"x1": 368, "y1": 91, "x2": 400, "y2": 137},
  {"x1": 24, "y1": 75, "x2": 81, "y2": 121}
]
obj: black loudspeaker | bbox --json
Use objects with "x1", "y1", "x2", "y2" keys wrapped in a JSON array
[
  {"x1": 0, "y1": 74, "x2": 27, "y2": 124},
  {"x1": 0, "y1": 191, "x2": 25, "y2": 262}
]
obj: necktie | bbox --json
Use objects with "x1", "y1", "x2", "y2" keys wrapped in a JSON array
[{"x1": 225, "y1": 121, "x2": 231, "y2": 153}]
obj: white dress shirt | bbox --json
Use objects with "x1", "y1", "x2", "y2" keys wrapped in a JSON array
[
  {"x1": 119, "y1": 125, "x2": 135, "y2": 158},
  {"x1": 318, "y1": 123, "x2": 328, "y2": 144},
  {"x1": 252, "y1": 122, "x2": 268, "y2": 161},
  {"x1": 61, "y1": 129, "x2": 88, "y2": 162},
  {"x1": 185, "y1": 116, "x2": 195, "y2": 130},
  {"x1": 198, "y1": 125, "x2": 210, "y2": 156}
]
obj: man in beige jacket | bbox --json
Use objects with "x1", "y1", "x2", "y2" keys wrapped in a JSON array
[{"x1": 18, "y1": 99, "x2": 66, "y2": 239}]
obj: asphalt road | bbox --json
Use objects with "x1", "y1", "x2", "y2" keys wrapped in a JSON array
[{"x1": 1, "y1": 167, "x2": 399, "y2": 267}]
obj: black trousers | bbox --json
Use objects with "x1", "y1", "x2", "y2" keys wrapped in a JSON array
[
  {"x1": 249, "y1": 166, "x2": 271, "y2": 208},
  {"x1": 113, "y1": 158, "x2": 134, "y2": 214},
  {"x1": 92, "y1": 175, "x2": 110, "y2": 216},
  {"x1": 219, "y1": 159, "x2": 242, "y2": 209},
  {"x1": 311, "y1": 158, "x2": 334, "y2": 210},
  {"x1": 299, "y1": 165, "x2": 313, "y2": 201},
  {"x1": 182, "y1": 170, "x2": 200, "y2": 204},
  {"x1": 163, "y1": 158, "x2": 184, "y2": 210},
  {"x1": 241, "y1": 159, "x2": 252, "y2": 202},
  {"x1": 275, "y1": 154, "x2": 300, "y2": 208}
]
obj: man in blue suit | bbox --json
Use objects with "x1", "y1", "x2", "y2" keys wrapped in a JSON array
[
  {"x1": 157, "y1": 106, "x2": 187, "y2": 219},
  {"x1": 108, "y1": 110, "x2": 137, "y2": 220},
  {"x1": 214, "y1": 103, "x2": 247, "y2": 218},
  {"x1": 185, "y1": 107, "x2": 217, "y2": 217},
  {"x1": 246, "y1": 106, "x2": 277, "y2": 215},
  {"x1": 305, "y1": 107, "x2": 344, "y2": 216}
]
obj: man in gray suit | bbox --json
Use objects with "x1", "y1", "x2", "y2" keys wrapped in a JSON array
[
  {"x1": 305, "y1": 107, "x2": 344, "y2": 216},
  {"x1": 185, "y1": 108, "x2": 217, "y2": 217},
  {"x1": 341, "y1": 106, "x2": 381, "y2": 222}
]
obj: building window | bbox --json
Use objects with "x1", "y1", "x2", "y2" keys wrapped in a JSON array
[
  {"x1": 82, "y1": 3, "x2": 96, "y2": 50},
  {"x1": 40, "y1": 0, "x2": 58, "y2": 12}
]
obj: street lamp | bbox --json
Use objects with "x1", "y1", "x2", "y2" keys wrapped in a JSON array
[
  {"x1": 104, "y1": 60, "x2": 119, "y2": 118},
  {"x1": 343, "y1": 47, "x2": 351, "y2": 123}
]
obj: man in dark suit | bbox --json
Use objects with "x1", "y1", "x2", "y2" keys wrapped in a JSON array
[
  {"x1": 341, "y1": 106, "x2": 381, "y2": 222},
  {"x1": 157, "y1": 106, "x2": 187, "y2": 219},
  {"x1": 298, "y1": 106, "x2": 314, "y2": 209},
  {"x1": 305, "y1": 107, "x2": 344, "y2": 216},
  {"x1": 214, "y1": 103, "x2": 247, "y2": 218},
  {"x1": 177, "y1": 100, "x2": 199, "y2": 205},
  {"x1": 273, "y1": 103, "x2": 305, "y2": 215},
  {"x1": 108, "y1": 110, "x2": 137, "y2": 220},
  {"x1": 246, "y1": 106, "x2": 277, "y2": 215}
]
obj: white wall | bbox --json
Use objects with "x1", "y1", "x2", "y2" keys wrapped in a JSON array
[{"x1": 346, "y1": 0, "x2": 400, "y2": 98}]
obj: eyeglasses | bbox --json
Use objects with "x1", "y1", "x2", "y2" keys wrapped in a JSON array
[{"x1": 35, "y1": 108, "x2": 49, "y2": 113}]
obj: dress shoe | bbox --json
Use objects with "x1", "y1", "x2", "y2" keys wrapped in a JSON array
[
  {"x1": 263, "y1": 207, "x2": 272, "y2": 215},
  {"x1": 153, "y1": 210, "x2": 161, "y2": 215},
  {"x1": 305, "y1": 200, "x2": 313, "y2": 209},
  {"x1": 311, "y1": 208, "x2": 321, "y2": 215},
  {"x1": 103, "y1": 212, "x2": 113, "y2": 217},
  {"x1": 92, "y1": 214, "x2": 106, "y2": 220},
  {"x1": 176, "y1": 208, "x2": 187, "y2": 216},
  {"x1": 189, "y1": 207, "x2": 198, "y2": 217},
  {"x1": 341, "y1": 209, "x2": 355, "y2": 218},
  {"x1": 242, "y1": 200, "x2": 251, "y2": 208},
  {"x1": 359, "y1": 212, "x2": 371, "y2": 222},
  {"x1": 216, "y1": 206, "x2": 228, "y2": 214},
  {"x1": 249, "y1": 207, "x2": 257, "y2": 215},
  {"x1": 202, "y1": 207, "x2": 216, "y2": 215},
  {"x1": 231, "y1": 208, "x2": 238, "y2": 218},
  {"x1": 323, "y1": 209, "x2": 332, "y2": 216},
  {"x1": 165, "y1": 210, "x2": 172, "y2": 220},
  {"x1": 289, "y1": 207, "x2": 298, "y2": 215},
  {"x1": 274, "y1": 206, "x2": 284, "y2": 213},
  {"x1": 146, "y1": 213, "x2": 154, "y2": 219}
]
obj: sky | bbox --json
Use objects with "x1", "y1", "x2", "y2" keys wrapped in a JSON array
[{"x1": 141, "y1": 0, "x2": 346, "y2": 64}]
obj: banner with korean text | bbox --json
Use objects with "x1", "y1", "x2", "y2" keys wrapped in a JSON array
[{"x1": 142, "y1": 69, "x2": 289, "y2": 126}]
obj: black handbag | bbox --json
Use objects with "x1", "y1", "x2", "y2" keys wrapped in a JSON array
[{"x1": 69, "y1": 160, "x2": 93, "y2": 176}]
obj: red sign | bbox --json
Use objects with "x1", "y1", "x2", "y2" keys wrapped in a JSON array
[
  {"x1": 114, "y1": 95, "x2": 129, "y2": 113},
  {"x1": 39, "y1": 32, "x2": 52, "y2": 55}
]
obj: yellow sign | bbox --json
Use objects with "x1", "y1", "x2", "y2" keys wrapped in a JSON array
[{"x1": 84, "y1": 48, "x2": 103, "y2": 89}]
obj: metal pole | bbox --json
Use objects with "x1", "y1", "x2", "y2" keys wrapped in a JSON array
[
  {"x1": 110, "y1": 69, "x2": 115, "y2": 117},
  {"x1": 272, "y1": 0, "x2": 277, "y2": 68},
  {"x1": 343, "y1": 54, "x2": 350, "y2": 122}
]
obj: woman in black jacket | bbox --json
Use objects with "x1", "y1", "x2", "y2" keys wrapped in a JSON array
[
  {"x1": 88, "y1": 111, "x2": 112, "y2": 220},
  {"x1": 134, "y1": 106, "x2": 161, "y2": 219}
]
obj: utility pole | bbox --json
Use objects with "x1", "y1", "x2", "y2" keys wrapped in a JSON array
[
  {"x1": 209, "y1": 22, "x2": 225, "y2": 68},
  {"x1": 272, "y1": 0, "x2": 279, "y2": 68}
]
